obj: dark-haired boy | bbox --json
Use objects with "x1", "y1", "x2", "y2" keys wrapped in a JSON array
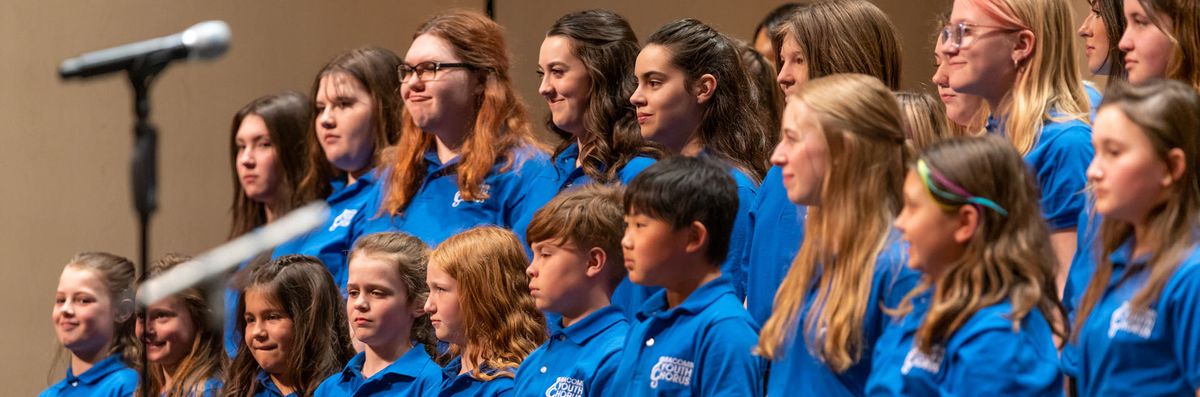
[{"x1": 612, "y1": 156, "x2": 764, "y2": 396}]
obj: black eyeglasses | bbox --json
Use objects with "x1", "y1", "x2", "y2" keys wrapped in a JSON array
[
  {"x1": 398, "y1": 62, "x2": 475, "y2": 83},
  {"x1": 939, "y1": 22, "x2": 1022, "y2": 51}
]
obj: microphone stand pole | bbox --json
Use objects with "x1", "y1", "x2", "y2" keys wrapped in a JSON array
[{"x1": 127, "y1": 50, "x2": 170, "y2": 397}]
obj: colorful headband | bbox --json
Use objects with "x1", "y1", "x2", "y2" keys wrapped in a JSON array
[{"x1": 916, "y1": 159, "x2": 1009, "y2": 217}]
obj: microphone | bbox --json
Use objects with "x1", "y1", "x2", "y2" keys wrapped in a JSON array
[{"x1": 59, "y1": 20, "x2": 231, "y2": 80}]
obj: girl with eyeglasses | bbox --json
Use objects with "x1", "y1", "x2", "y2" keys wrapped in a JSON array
[
  {"x1": 360, "y1": 10, "x2": 553, "y2": 247},
  {"x1": 1062, "y1": 79, "x2": 1200, "y2": 397},
  {"x1": 864, "y1": 135, "x2": 1067, "y2": 396},
  {"x1": 940, "y1": 0, "x2": 1093, "y2": 293},
  {"x1": 757, "y1": 74, "x2": 920, "y2": 397}
]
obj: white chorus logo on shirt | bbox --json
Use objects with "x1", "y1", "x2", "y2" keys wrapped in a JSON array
[
  {"x1": 328, "y1": 209, "x2": 358, "y2": 232},
  {"x1": 900, "y1": 345, "x2": 944, "y2": 375},
  {"x1": 452, "y1": 184, "x2": 491, "y2": 208},
  {"x1": 1108, "y1": 302, "x2": 1157, "y2": 339},
  {"x1": 544, "y1": 376, "x2": 584, "y2": 397},
  {"x1": 649, "y1": 356, "x2": 694, "y2": 389}
]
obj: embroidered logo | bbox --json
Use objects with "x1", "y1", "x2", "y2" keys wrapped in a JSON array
[
  {"x1": 900, "y1": 345, "x2": 944, "y2": 375},
  {"x1": 544, "y1": 377, "x2": 584, "y2": 397},
  {"x1": 452, "y1": 184, "x2": 491, "y2": 208},
  {"x1": 649, "y1": 356, "x2": 694, "y2": 389},
  {"x1": 1108, "y1": 302, "x2": 1157, "y2": 339},
  {"x1": 328, "y1": 209, "x2": 358, "y2": 232}
]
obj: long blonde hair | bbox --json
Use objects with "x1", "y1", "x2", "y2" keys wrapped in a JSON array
[
  {"x1": 757, "y1": 74, "x2": 909, "y2": 372},
  {"x1": 891, "y1": 136, "x2": 1067, "y2": 353},
  {"x1": 429, "y1": 226, "x2": 546, "y2": 379},
  {"x1": 971, "y1": 0, "x2": 1091, "y2": 154},
  {"x1": 1074, "y1": 80, "x2": 1200, "y2": 337}
]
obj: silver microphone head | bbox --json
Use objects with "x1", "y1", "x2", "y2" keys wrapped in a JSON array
[{"x1": 182, "y1": 20, "x2": 231, "y2": 60}]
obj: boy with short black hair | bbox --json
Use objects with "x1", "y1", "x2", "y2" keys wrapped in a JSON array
[
  {"x1": 513, "y1": 184, "x2": 630, "y2": 397},
  {"x1": 613, "y1": 156, "x2": 764, "y2": 396}
]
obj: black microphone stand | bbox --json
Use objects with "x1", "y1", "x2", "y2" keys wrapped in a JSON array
[{"x1": 126, "y1": 50, "x2": 171, "y2": 397}]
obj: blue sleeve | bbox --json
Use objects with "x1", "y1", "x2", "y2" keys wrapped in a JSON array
[
  {"x1": 1167, "y1": 264, "x2": 1200, "y2": 388},
  {"x1": 1034, "y1": 123, "x2": 1093, "y2": 231},
  {"x1": 944, "y1": 326, "x2": 1063, "y2": 396},
  {"x1": 312, "y1": 374, "x2": 337, "y2": 397},
  {"x1": 696, "y1": 318, "x2": 765, "y2": 396},
  {"x1": 724, "y1": 184, "x2": 757, "y2": 300},
  {"x1": 506, "y1": 154, "x2": 556, "y2": 246},
  {"x1": 617, "y1": 157, "x2": 657, "y2": 184},
  {"x1": 589, "y1": 345, "x2": 626, "y2": 397}
]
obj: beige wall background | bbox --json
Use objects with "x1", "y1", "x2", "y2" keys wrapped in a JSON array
[{"x1": 2, "y1": 0, "x2": 1088, "y2": 392}]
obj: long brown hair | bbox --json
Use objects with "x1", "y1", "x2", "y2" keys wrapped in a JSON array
[
  {"x1": 228, "y1": 92, "x2": 311, "y2": 239},
  {"x1": 224, "y1": 255, "x2": 354, "y2": 397},
  {"x1": 757, "y1": 74, "x2": 909, "y2": 372},
  {"x1": 348, "y1": 232, "x2": 438, "y2": 358},
  {"x1": 891, "y1": 136, "x2": 1067, "y2": 353},
  {"x1": 297, "y1": 47, "x2": 403, "y2": 201},
  {"x1": 429, "y1": 226, "x2": 546, "y2": 380},
  {"x1": 544, "y1": 9, "x2": 663, "y2": 184},
  {"x1": 778, "y1": 0, "x2": 903, "y2": 90},
  {"x1": 382, "y1": 10, "x2": 541, "y2": 215},
  {"x1": 140, "y1": 253, "x2": 226, "y2": 397},
  {"x1": 645, "y1": 18, "x2": 773, "y2": 181},
  {"x1": 1139, "y1": 0, "x2": 1200, "y2": 90},
  {"x1": 1073, "y1": 80, "x2": 1200, "y2": 337}
]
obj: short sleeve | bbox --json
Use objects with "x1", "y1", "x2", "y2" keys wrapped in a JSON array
[
  {"x1": 1167, "y1": 264, "x2": 1200, "y2": 388},
  {"x1": 1033, "y1": 122, "x2": 1093, "y2": 231},
  {"x1": 696, "y1": 318, "x2": 765, "y2": 396},
  {"x1": 945, "y1": 325, "x2": 1062, "y2": 396}
]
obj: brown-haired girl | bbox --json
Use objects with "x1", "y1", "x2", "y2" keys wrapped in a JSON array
[
  {"x1": 314, "y1": 232, "x2": 440, "y2": 396},
  {"x1": 865, "y1": 135, "x2": 1066, "y2": 396},
  {"x1": 426, "y1": 226, "x2": 546, "y2": 396},
  {"x1": 1063, "y1": 79, "x2": 1200, "y2": 396},
  {"x1": 42, "y1": 252, "x2": 139, "y2": 396},
  {"x1": 224, "y1": 255, "x2": 354, "y2": 397},
  {"x1": 139, "y1": 254, "x2": 225, "y2": 396}
]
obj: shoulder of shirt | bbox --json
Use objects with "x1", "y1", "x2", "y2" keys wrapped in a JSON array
[
  {"x1": 947, "y1": 301, "x2": 1041, "y2": 348},
  {"x1": 1164, "y1": 248, "x2": 1200, "y2": 295},
  {"x1": 1038, "y1": 116, "x2": 1092, "y2": 144},
  {"x1": 693, "y1": 295, "x2": 759, "y2": 330}
]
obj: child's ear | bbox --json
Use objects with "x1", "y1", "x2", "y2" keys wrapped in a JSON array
[
  {"x1": 1164, "y1": 147, "x2": 1186, "y2": 187},
  {"x1": 585, "y1": 247, "x2": 608, "y2": 279},
  {"x1": 684, "y1": 221, "x2": 710, "y2": 255},
  {"x1": 694, "y1": 74, "x2": 716, "y2": 105},
  {"x1": 114, "y1": 295, "x2": 135, "y2": 323},
  {"x1": 953, "y1": 205, "x2": 980, "y2": 244}
]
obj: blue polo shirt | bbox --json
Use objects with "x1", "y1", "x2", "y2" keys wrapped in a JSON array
[
  {"x1": 252, "y1": 370, "x2": 295, "y2": 397},
  {"x1": 1064, "y1": 208, "x2": 1102, "y2": 316},
  {"x1": 438, "y1": 356, "x2": 515, "y2": 397},
  {"x1": 767, "y1": 234, "x2": 919, "y2": 397},
  {"x1": 611, "y1": 157, "x2": 758, "y2": 319},
  {"x1": 314, "y1": 347, "x2": 442, "y2": 397},
  {"x1": 39, "y1": 355, "x2": 137, "y2": 397},
  {"x1": 865, "y1": 292, "x2": 1062, "y2": 396},
  {"x1": 1061, "y1": 239, "x2": 1200, "y2": 396},
  {"x1": 746, "y1": 166, "x2": 806, "y2": 325},
  {"x1": 612, "y1": 277, "x2": 764, "y2": 396},
  {"x1": 358, "y1": 145, "x2": 552, "y2": 248},
  {"x1": 273, "y1": 169, "x2": 381, "y2": 293},
  {"x1": 987, "y1": 111, "x2": 1093, "y2": 231},
  {"x1": 513, "y1": 305, "x2": 628, "y2": 397}
]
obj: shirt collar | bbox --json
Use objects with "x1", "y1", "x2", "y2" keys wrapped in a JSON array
[
  {"x1": 254, "y1": 370, "x2": 286, "y2": 396},
  {"x1": 330, "y1": 167, "x2": 380, "y2": 200},
  {"x1": 555, "y1": 142, "x2": 580, "y2": 167},
  {"x1": 556, "y1": 305, "x2": 626, "y2": 345},
  {"x1": 342, "y1": 347, "x2": 436, "y2": 382},
  {"x1": 637, "y1": 276, "x2": 734, "y2": 320},
  {"x1": 68, "y1": 354, "x2": 126, "y2": 386}
]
